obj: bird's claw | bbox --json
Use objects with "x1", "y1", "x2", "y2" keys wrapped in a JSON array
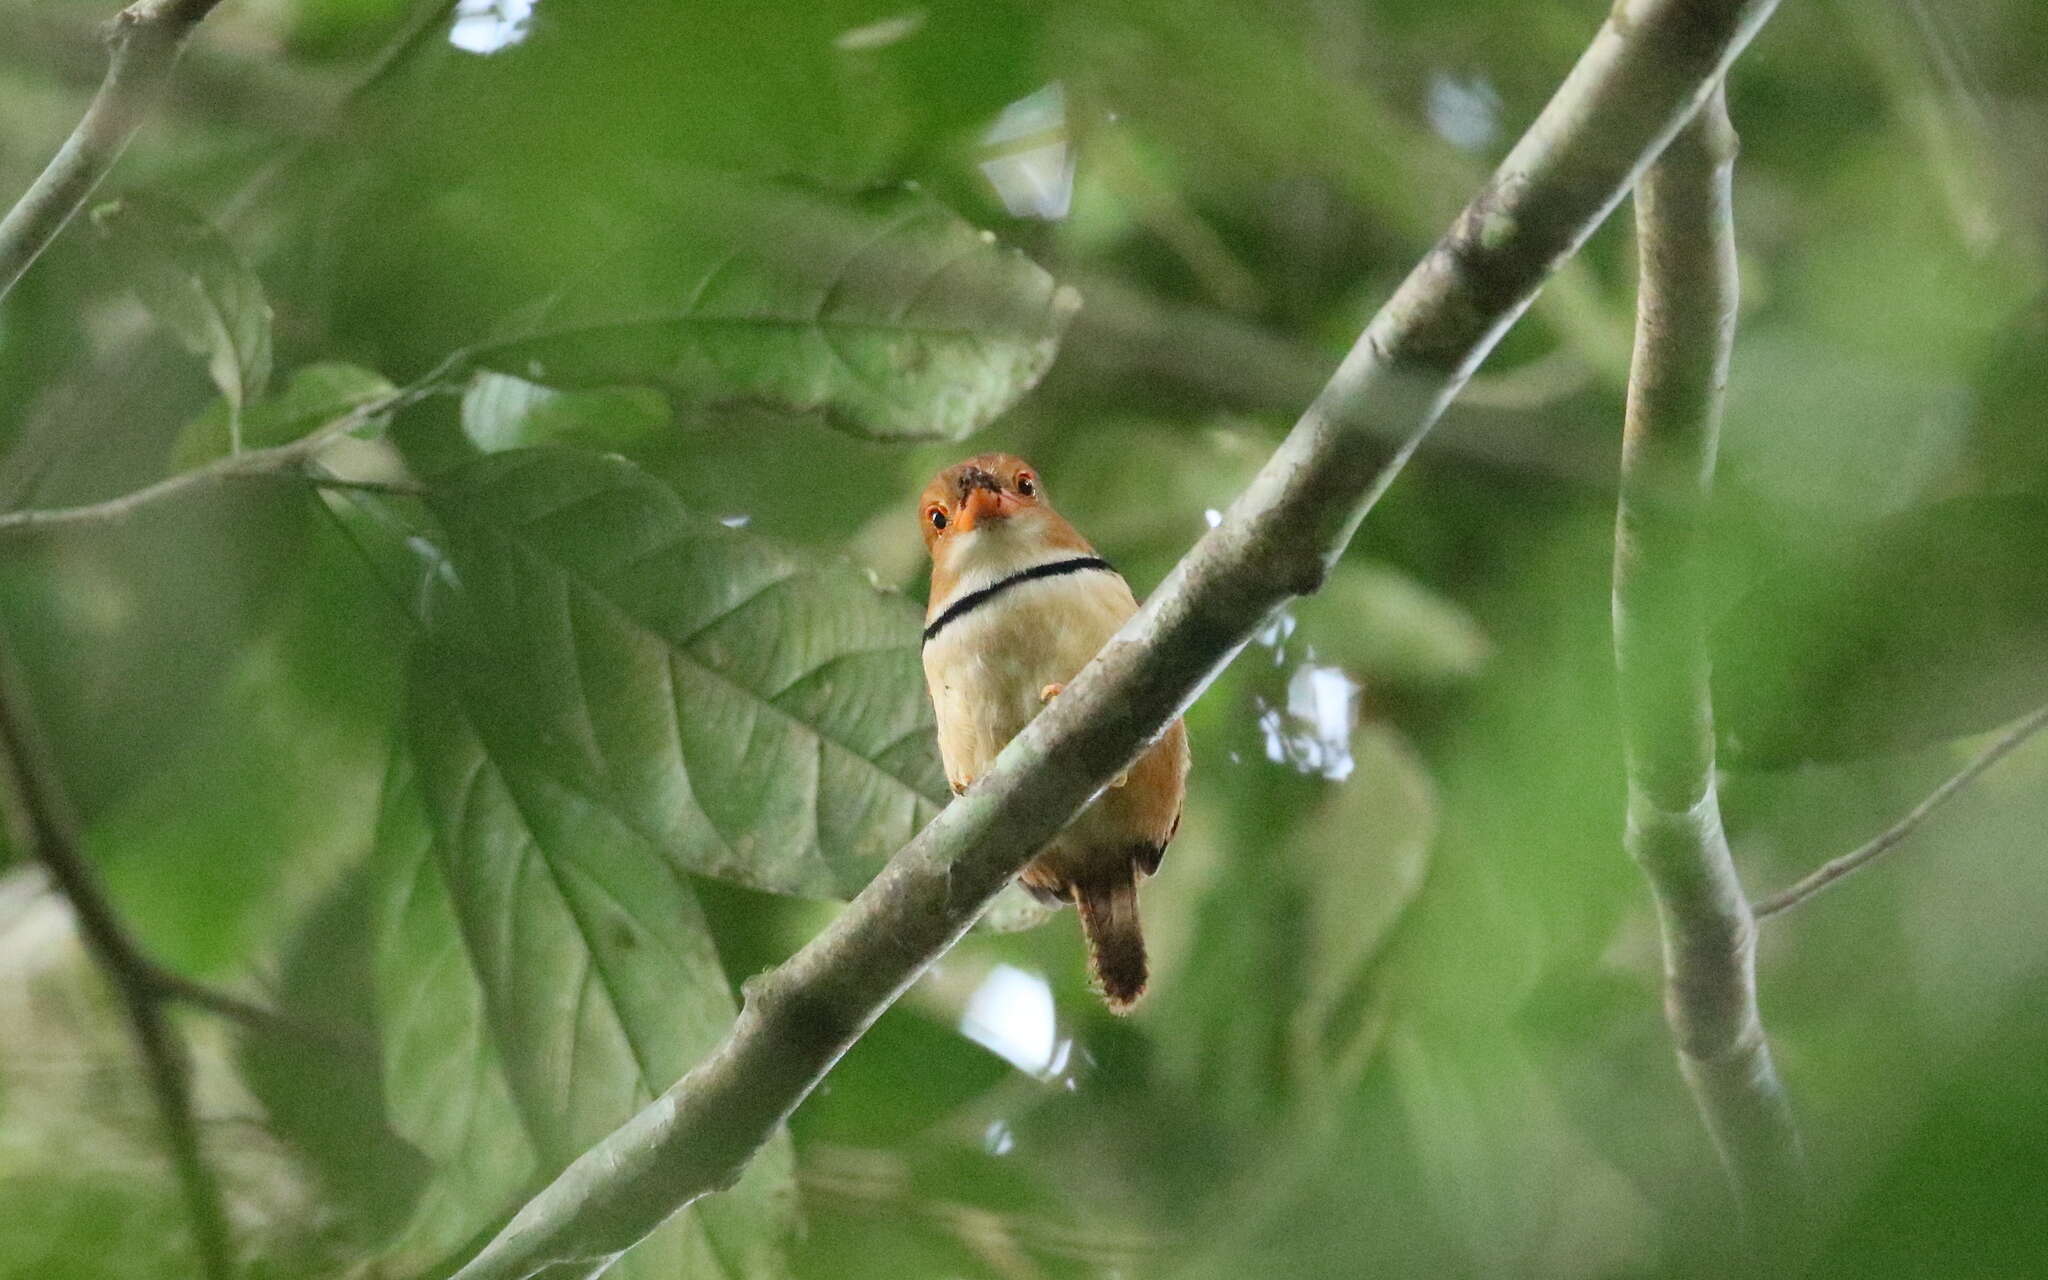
[
  {"x1": 1039, "y1": 682, "x2": 1063, "y2": 703},
  {"x1": 950, "y1": 776, "x2": 972, "y2": 796}
]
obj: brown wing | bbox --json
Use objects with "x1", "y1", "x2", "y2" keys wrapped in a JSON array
[{"x1": 1128, "y1": 717, "x2": 1188, "y2": 876}]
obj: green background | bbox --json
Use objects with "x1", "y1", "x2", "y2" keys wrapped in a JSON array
[{"x1": 1, "y1": 0, "x2": 2045, "y2": 1276}]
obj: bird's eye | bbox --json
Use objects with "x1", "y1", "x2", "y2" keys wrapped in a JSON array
[
  {"x1": 1015, "y1": 474, "x2": 1036, "y2": 497},
  {"x1": 928, "y1": 507, "x2": 948, "y2": 531}
]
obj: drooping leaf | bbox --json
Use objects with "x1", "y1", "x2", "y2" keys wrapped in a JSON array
[
  {"x1": 91, "y1": 194, "x2": 273, "y2": 429},
  {"x1": 1714, "y1": 493, "x2": 2048, "y2": 767},
  {"x1": 468, "y1": 186, "x2": 1079, "y2": 441},
  {"x1": 459, "y1": 371, "x2": 669, "y2": 454},
  {"x1": 171, "y1": 362, "x2": 397, "y2": 470},
  {"x1": 422, "y1": 446, "x2": 946, "y2": 898},
  {"x1": 376, "y1": 662, "x2": 797, "y2": 1277}
]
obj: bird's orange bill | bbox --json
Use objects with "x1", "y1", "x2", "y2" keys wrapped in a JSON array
[{"x1": 957, "y1": 485, "x2": 1020, "y2": 532}]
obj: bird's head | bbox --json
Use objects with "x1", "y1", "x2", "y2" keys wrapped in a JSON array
[{"x1": 918, "y1": 453, "x2": 1091, "y2": 578}]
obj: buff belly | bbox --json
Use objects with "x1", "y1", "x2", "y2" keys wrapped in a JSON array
[{"x1": 922, "y1": 569, "x2": 1185, "y2": 896}]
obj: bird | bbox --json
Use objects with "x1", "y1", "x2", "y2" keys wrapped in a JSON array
[{"x1": 917, "y1": 452, "x2": 1189, "y2": 1012}]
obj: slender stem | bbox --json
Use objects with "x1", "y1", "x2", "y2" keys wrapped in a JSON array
[
  {"x1": 148, "y1": 964, "x2": 371, "y2": 1052},
  {"x1": 1613, "y1": 85, "x2": 1809, "y2": 1254},
  {"x1": 0, "y1": 375, "x2": 446, "y2": 538},
  {"x1": 1755, "y1": 703, "x2": 2048, "y2": 919},
  {"x1": 0, "y1": 0, "x2": 231, "y2": 305},
  {"x1": 447, "y1": 3, "x2": 1785, "y2": 1277},
  {"x1": 0, "y1": 644, "x2": 233, "y2": 1280},
  {"x1": 305, "y1": 474, "x2": 429, "y2": 499}
]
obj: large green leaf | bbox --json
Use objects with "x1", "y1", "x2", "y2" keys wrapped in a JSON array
[
  {"x1": 375, "y1": 659, "x2": 796, "y2": 1276},
  {"x1": 422, "y1": 447, "x2": 947, "y2": 898},
  {"x1": 1714, "y1": 494, "x2": 2048, "y2": 767},
  {"x1": 468, "y1": 187, "x2": 1078, "y2": 441},
  {"x1": 90, "y1": 194, "x2": 273, "y2": 436}
]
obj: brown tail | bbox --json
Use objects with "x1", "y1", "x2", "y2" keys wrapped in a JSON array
[{"x1": 1073, "y1": 875, "x2": 1148, "y2": 1013}]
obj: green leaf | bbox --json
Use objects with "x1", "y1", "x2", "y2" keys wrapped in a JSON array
[
  {"x1": 422, "y1": 446, "x2": 947, "y2": 898},
  {"x1": 1292, "y1": 724, "x2": 1437, "y2": 1067},
  {"x1": 376, "y1": 659, "x2": 796, "y2": 1276},
  {"x1": 91, "y1": 194, "x2": 273, "y2": 432},
  {"x1": 1150, "y1": 706, "x2": 1435, "y2": 1122},
  {"x1": 1386, "y1": 1024, "x2": 1657, "y2": 1277},
  {"x1": 171, "y1": 362, "x2": 397, "y2": 471},
  {"x1": 469, "y1": 186, "x2": 1079, "y2": 441},
  {"x1": 1714, "y1": 494, "x2": 2048, "y2": 767},
  {"x1": 1293, "y1": 562, "x2": 1492, "y2": 685},
  {"x1": 459, "y1": 370, "x2": 670, "y2": 454},
  {"x1": 372, "y1": 746, "x2": 537, "y2": 1266}
]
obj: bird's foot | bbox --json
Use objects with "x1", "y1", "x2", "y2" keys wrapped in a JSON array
[
  {"x1": 1039, "y1": 682, "x2": 1063, "y2": 703},
  {"x1": 950, "y1": 775, "x2": 972, "y2": 796}
]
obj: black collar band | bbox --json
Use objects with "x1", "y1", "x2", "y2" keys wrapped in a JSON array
[{"x1": 922, "y1": 556, "x2": 1115, "y2": 647}]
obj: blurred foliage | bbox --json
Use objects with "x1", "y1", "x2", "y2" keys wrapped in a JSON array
[
  {"x1": 90, "y1": 193, "x2": 274, "y2": 439},
  {"x1": 1, "y1": 0, "x2": 2046, "y2": 1278}
]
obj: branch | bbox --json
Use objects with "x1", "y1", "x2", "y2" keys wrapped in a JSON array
[
  {"x1": 0, "y1": 644, "x2": 233, "y2": 1280},
  {"x1": 148, "y1": 963, "x2": 373, "y2": 1052},
  {"x1": 0, "y1": 375, "x2": 444, "y2": 539},
  {"x1": 1612, "y1": 84, "x2": 1809, "y2": 1250},
  {"x1": 0, "y1": 0, "x2": 231, "y2": 305},
  {"x1": 1755, "y1": 703, "x2": 2048, "y2": 919},
  {"x1": 445, "y1": 2, "x2": 1784, "y2": 1277}
]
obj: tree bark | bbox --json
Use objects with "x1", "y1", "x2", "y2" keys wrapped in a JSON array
[
  {"x1": 0, "y1": 0, "x2": 231, "y2": 303},
  {"x1": 1613, "y1": 84, "x2": 1810, "y2": 1255}
]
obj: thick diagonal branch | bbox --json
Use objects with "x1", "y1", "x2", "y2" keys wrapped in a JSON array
[
  {"x1": 0, "y1": 0, "x2": 230, "y2": 304},
  {"x1": 449, "y1": 3, "x2": 1784, "y2": 1277},
  {"x1": 1612, "y1": 85, "x2": 1809, "y2": 1250}
]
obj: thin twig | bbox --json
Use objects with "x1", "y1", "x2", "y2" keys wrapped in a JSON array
[
  {"x1": 0, "y1": 372, "x2": 448, "y2": 538},
  {"x1": 0, "y1": 643, "x2": 234, "y2": 1280},
  {"x1": 444, "y1": 3, "x2": 1785, "y2": 1276},
  {"x1": 147, "y1": 963, "x2": 372, "y2": 1052},
  {"x1": 305, "y1": 474, "x2": 429, "y2": 499},
  {"x1": 0, "y1": 0, "x2": 232, "y2": 304},
  {"x1": 1612, "y1": 84, "x2": 1810, "y2": 1254},
  {"x1": 1755, "y1": 703, "x2": 2048, "y2": 919}
]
